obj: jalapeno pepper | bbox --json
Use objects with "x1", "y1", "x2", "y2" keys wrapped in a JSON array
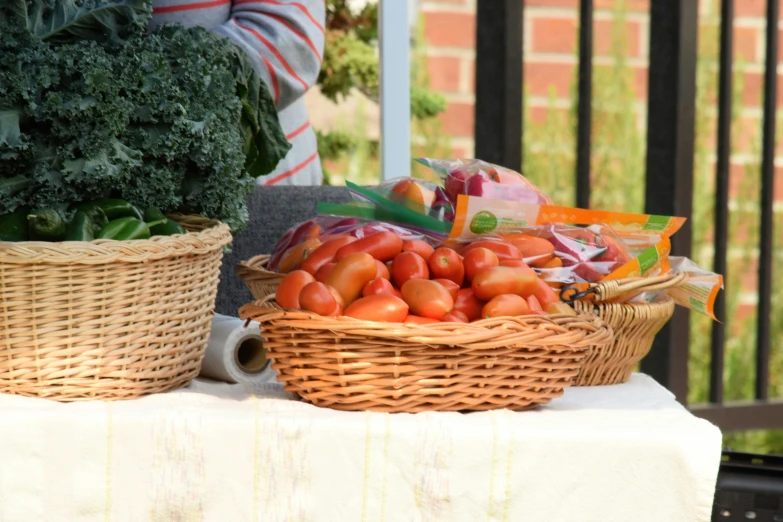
[
  {"x1": 77, "y1": 198, "x2": 142, "y2": 221},
  {"x1": 64, "y1": 211, "x2": 95, "y2": 241},
  {"x1": 0, "y1": 209, "x2": 30, "y2": 242},
  {"x1": 27, "y1": 208, "x2": 66, "y2": 241},
  {"x1": 97, "y1": 217, "x2": 151, "y2": 240}
]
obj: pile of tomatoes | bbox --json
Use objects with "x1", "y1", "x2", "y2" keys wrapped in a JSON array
[{"x1": 274, "y1": 230, "x2": 577, "y2": 324}]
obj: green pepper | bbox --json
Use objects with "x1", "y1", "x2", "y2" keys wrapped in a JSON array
[
  {"x1": 0, "y1": 209, "x2": 30, "y2": 242},
  {"x1": 144, "y1": 206, "x2": 185, "y2": 236},
  {"x1": 97, "y1": 217, "x2": 151, "y2": 240},
  {"x1": 77, "y1": 199, "x2": 142, "y2": 221},
  {"x1": 27, "y1": 208, "x2": 66, "y2": 241},
  {"x1": 64, "y1": 211, "x2": 95, "y2": 242}
]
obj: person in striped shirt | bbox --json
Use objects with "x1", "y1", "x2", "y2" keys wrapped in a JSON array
[{"x1": 150, "y1": 0, "x2": 325, "y2": 186}]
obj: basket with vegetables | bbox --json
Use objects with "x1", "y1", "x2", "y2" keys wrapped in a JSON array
[
  {"x1": 0, "y1": 0, "x2": 290, "y2": 401},
  {"x1": 239, "y1": 158, "x2": 723, "y2": 390}
]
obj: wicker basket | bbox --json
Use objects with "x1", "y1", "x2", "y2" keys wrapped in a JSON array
[
  {"x1": 239, "y1": 297, "x2": 613, "y2": 413},
  {"x1": 237, "y1": 254, "x2": 281, "y2": 300},
  {"x1": 0, "y1": 215, "x2": 232, "y2": 401},
  {"x1": 566, "y1": 274, "x2": 683, "y2": 386}
]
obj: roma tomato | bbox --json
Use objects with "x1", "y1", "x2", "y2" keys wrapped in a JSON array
[
  {"x1": 299, "y1": 282, "x2": 341, "y2": 316},
  {"x1": 427, "y1": 247, "x2": 465, "y2": 286},
  {"x1": 499, "y1": 259, "x2": 526, "y2": 268},
  {"x1": 401, "y1": 279, "x2": 454, "y2": 320},
  {"x1": 301, "y1": 236, "x2": 357, "y2": 275},
  {"x1": 482, "y1": 294, "x2": 530, "y2": 319},
  {"x1": 276, "y1": 270, "x2": 315, "y2": 309},
  {"x1": 526, "y1": 295, "x2": 544, "y2": 314},
  {"x1": 531, "y1": 278, "x2": 559, "y2": 309},
  {"x1": 315, "y1": 262, "x2": 336, "y2": 283},
  {"x1": 543, "y1": 256, "x2": 563, "y2": 269},
  {"x1": 442, "y1": 310, "x2": 469, "y2": 323},
  {"x1": 362, "y1": 278, "x2": 397, "y2": 298},
  {"x1": 545, "y1": 301, "x2": 578, "y2": 316},
  {"x1": 325, "y1": 252, "x2": 378, "y2": 305},
  {"x1": 404, "y1": 315, "x2": 441, "y2": 325},
  {"x1": 461, "y1": 240, "x2": 521, "y2": 262},
  {"x1": 335, "y1": 231, "x2": 403, "y2": 262},
  {"x1": 502, "y1": 235, "x2": 555, "y2": 267},
  {"x1": 453, "y1": 289, "x2": 484, "y2": 321},
  {"x1": 433, "y1": 278, "x2": 460, "y2": 300},
  {"x1": 277, "y1": 237, "x2": 322, "y2": 273},
  {"x1": 463, "y1": 247, "x2": 499, "y2": 282},
  {"x1": 391, "y1": 252, "x2": 429, "y2": 287},
  {"x1": 471, "y1": 265, "x2": 539, "y2": 301},
  {"x1": 375, "y1": 260, "x2": 391, "y2": 280},
  {"x1": 402, "y1": 239, "x2": 435, "y2": 260},
  {"x1": 344, "y1": 295, "x2": 409, "y2": 323}
]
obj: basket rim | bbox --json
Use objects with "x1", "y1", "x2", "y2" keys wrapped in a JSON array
[
  {"x1": 239, "y1": 300, "x2": 614, "y2": 351},
  {"x1": 0, "y1": 213, "x2": 231, "y2": 264}
]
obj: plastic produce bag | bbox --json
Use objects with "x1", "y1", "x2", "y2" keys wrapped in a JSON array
[{"x1": 348, "y1": 177, "x2": 455, "y2": 222}]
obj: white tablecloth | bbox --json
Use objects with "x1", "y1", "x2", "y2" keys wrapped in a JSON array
[{"x1": 0, "y1": 374, "x2": 721, "y2": 522}]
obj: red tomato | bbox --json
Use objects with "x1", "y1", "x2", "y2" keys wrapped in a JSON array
[
  {"x1": 482, "y1": 294, "x2": 530, "y2": 319},
  {"x1": 401, "y1": 279, "x2": 454, "y2": 320},
  {"x1": 461, "y1": 240, "x2": 521, "y2": 262},
  {"x1": 453, "y1": 289, "x2": 484, "y2": 321},
  {"x1": 299, "y1": 282, "x2": 341, "y2": 316},
  {"x1": 442, "y1": 310, "x2": 469, "y2": 323},
  {"x1": 276, "y1": 270, "x2": 315, "y2": 309},
  {"x1": 531, "y1": 278, "x2": 559, "y2": 309},
  {"x1": 402, "y1": 239, "x2": 435, "y2": 260},
  {"x1": 301, "y1": 236, "x2": 357, "y2": 275},
  {"x1": 315, "y1": 262, "x2": 336, "y2": 283},
  {"x1": 325, "y1": 252, "x2": 378, "y2": 306},
  {"x1": 335, "y1": 231, "x2": 403, "y2": 262},
  {"x1": 362, "y1": 278, "x2": 397, "y2": 298},
  {"x1": 526, "y1": 295, "x2": 543, "y2": 314},
  {"x1": 375, "y1": 260, "x2": 391, "y2": 280},
  {"x1": 391, "y1": 252, "x2": 429, "y2": 287},
  {"x1": 471, "y1": 265, "x2": 539, "y2": 301},
  {"x1": 404, "y1": 315, "x2": 441, "y2": 325},
  {"x1": 502, "y1": 235, "x2": 555, "y2": 267},
  {"x1": 499, "y1": 259, "x2": 526, "y2": 268},
  {"x1": 344, "y1": 295, "x2": 409, "y2": 323},
  {"x1": 432, "y1": 278, "x2": 460, "y2": 300},
  {"x1": 427, "y1": 247, "x2": 465, "y2": 286},
  {"x1": 463, "y1": 247, "x2": 499, "y2": 282}
]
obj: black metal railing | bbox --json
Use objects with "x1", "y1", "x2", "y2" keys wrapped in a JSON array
[{"x1": 474, "y1": 0, "x2": 783, "y2": 432}]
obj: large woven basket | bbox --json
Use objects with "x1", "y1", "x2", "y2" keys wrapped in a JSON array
[
  {"x1": 239, "y1": 297, "x2": 613, "y2": 413},
  {"x1": 237, "y1": 254, "x2": 280, "y2": 300},
  {"x1": 0, "y1": 215, "x2": 232, "y2": 401},
  {"x1": 566, "y1": 274, "x2": 682, "y2": 386}
]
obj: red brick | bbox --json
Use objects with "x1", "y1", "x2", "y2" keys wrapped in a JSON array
[
  {"x1": 423, "y1": 12, "x2": 475, "y2": 48},
  {"x1": 524, "y1": 62, "x2": 576, "y2": 98},
  {"x1": 594, "y1": 19, "x2": 642, "y2": 57},
  {"x1": 467, "y1": 58, "x2": 475, "y2": 93},
  {"x1": 734, "y1": 26, "x2": 758, "y2": 62},
  {"x1": 531, "y1": 17, "x2": 577, "y2": 54},
  {"x1": 525, "y1": 0, "x2": 649, "y2": 11},
  {"x1": 729, "y1": 163, "x2": 783, "y2": 202},
  {"x1": 439, "y1": 101, "x2": 475, "y2": 137},
  {"x1": 451, "y1": 146, "x2": 469, "y2": 158},
  {"x1": 427, "y1": 56, "x2": 462, "y2": 93}
]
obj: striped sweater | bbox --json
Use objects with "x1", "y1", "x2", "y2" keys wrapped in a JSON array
[{"x1": 150, "y1": 0, "x2": 325, "y2": 186}]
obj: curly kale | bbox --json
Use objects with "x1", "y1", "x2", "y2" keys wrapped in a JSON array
[{"x1": 0, "y1": 2, "x2": 290, "y2": 232}]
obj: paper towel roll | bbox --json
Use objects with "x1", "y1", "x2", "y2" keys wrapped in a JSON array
[{"x1": 200, "y1": 314, "x2": 280, "y2": 388}]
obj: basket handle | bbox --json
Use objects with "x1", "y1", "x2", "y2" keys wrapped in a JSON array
[{"x1": 561, "y1": 273, "x2": 687, "y2": 304}]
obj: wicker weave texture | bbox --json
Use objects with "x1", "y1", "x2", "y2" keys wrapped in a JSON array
[
  {"x1": 0, "y1": 216, "x2": 232, "y2": 401},
  {"x1": 239, "y1": 302, "x2": 613, "y2": 412},
  {"x1": 236, "y1": 254, "x2": 281, "y2": 301}
]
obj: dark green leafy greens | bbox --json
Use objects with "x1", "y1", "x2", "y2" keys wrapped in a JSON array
[{"x1": 0, "y1": 0, "x2": 290, "y2": 232}]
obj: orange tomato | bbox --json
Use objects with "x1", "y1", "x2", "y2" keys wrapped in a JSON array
[
  {"x1": 391, "y1": 252, "x2": 429, "y2": 287},
  {"x1": 305, "y1": 225, "x2": 322, "y2": 238},
  {"x1": 543, "y1": 257, "x2": 563, "y2": 269},
  {"x1": 545, "y1": 301, "x2": 577, "y2": 316},
  {"x1": 315, "y1": 262, "x2": 336, "y2": 283},
  {"x1": 463, "y1": 247, "x2": 499, "y2": 282},
  {"x1": 277, "y1": 237, "x2": 322, "y2": 273},
  {"x1": 375, "y1": 260, "x2": 391, "y2": 280},
  {"x1": 482, "y1": 294, "x2": 530, "y2": 318},
  {"x1": 404, "y1": 315, "x2": 441, "y2": 325},
  {"x1": 471, "y1": 265, "x2": 539, "y2": 301},
  {"x1": 335, "y1": 231, "x2": 403, "y2": 262},
  {"x1": 344, "y1": 295, "x2": 409, "y2": 323},
  {"x1": 401, "y1": 279, "x2": 454, "y2": 320},
  {"x1": 526, "y1": 295, "x2": 543, "y2": 314},
  {"x1": 503, "y1": 235, "x2": 555, "y2": 267},
  {"x1": 301, "y1": 236, "x2": 357, "y2": 275},
  {"x1": 362, "y1": 278, "x2": 397, "y2": 298},
  {"x1": 276, "y1": 270, "x2": 315, "y2": 309},
  {"x1": 531, "y1": 278, "x2": 560, "y2": 309},
  {"x1": 325, "y1": 252, "x2": 378, "y2": 306},
  {"x1": 433, "y1": 278, "x2": 460, "y2": 300},
  {"x1": 427, "y1": 247, "x2": 465, "y2": 286},
  {"x1": 442, "y1": 310, "x2": 469, "y2": 323},
  {"x1": 299, "y1": 282, "x2": 341, "y2": 316},
  {"x1": 402, "y1": 239, "x2": 435, "y2": 260},
  {"x1": 453, "y1": 289, "x2": 484, "y2": 321},
  {"x1": 461, "y1": 240, "x2": 521, "y2": 262}
]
